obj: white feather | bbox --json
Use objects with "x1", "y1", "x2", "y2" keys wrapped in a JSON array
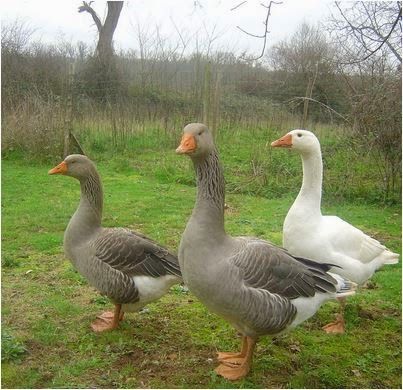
[
  {"x1": 279, "y1": 129, "x2": 399, "y2": 285},
  {"x1": 122, "y1": 275, "x2": 179, "y2": 312}
]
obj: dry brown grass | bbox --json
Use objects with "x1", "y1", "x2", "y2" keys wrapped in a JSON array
[{"x1": 2, "y1": 92, "x2": 65, "y2": 160}]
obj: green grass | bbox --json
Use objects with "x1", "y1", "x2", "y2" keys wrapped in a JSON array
[{"x1": 2, "y1": 136, "x2": 401, "y2": 388}]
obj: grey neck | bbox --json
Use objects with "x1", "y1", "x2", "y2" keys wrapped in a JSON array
[
  {"x1": 79, "y1": 171, "x2": 103, "y2": 222},
  {"x1": 191, "y1": 149, "x2": 226, "y2": 237},
  {"x1": 295, "y1": 148, "x2": 323, "y2": 212},
  {"x1": 65, "y1": 170, "x2": 103, "y2": 248}
]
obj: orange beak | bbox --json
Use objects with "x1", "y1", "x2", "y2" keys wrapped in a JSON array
[
  {"x1": 176, "y1": 134, "x2": 197, "y2": 154},
  {"x1": 48, "y1": 161, "x2": 68, "y2": 175},
  {"x1": 271, "y1": 133, "x2": 293, "y2": 148}
]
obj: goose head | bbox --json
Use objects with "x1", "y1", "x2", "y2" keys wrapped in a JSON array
[
  {"x1": 176, "y1": 123, "x2": 215, "y2": 159},
  {"x1": 271, "y1": 129, "x2": 320, "y2": 155},
  {"x1": 48, "y1": 154, "x2": 96, "y2": 180}
]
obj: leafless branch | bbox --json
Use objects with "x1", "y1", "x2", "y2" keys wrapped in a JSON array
[
  {"x1": 288, "y1": 96, "x2": 351, "y2": 124},
  {"x1": 236, "y1": 1, "x2": 283, "y2": 61},
  {"x1": 331, "y1": 1, "x2": 402, "y2": 65},
  {"x1": 236, "y1": 26, "x2": 265, "y2": 39},
  {"x1": 78, "y1": 1, "x2": 103, "y2": 33},
  {"x1": 170, "y1": 16, "x2": 188, "y2": 51},
  {"x1": 230, "y1": 1, "x2": 247, "y2": 11}
]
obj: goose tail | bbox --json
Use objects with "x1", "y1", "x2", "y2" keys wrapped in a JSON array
[
  {"x1": 380, "y1": 250, "x2": 400, "y2": 265},
  {"x1": 329, "y1": 272, "x2": 357, "y2": 298}
]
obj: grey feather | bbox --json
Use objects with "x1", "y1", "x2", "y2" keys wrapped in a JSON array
[
  {"x1": 231, "y1": 239, "x2": 337, "y2": 299},
  {"x1": 59, "y1": 154, "x2": 181, "y2": 308}
]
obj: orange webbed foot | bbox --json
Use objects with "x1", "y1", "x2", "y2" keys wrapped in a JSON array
[
  {"x1": 90, "y1": 306, "x2": 123, "y2": 332},
  {"x1": 215, "y1": 361, "x2": 250, "y2": 380},
  {"x1": 91, "y1": 312, "x2": 119, "y2": 332},
  {"x1": 322, "y1": 314, "x2": 345, "y2": 334},
  {"x1": 217, "y1": 351, "x2": 244, "y2": 362}
]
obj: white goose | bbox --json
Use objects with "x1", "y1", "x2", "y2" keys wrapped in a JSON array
[{"x1": 271, "y1": 129, "x2": 399, "y2": 333}]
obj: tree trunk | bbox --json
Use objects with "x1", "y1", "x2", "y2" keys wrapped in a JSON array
[
  {"x1": 96, "y1": 2, "x2": 123, "y2": 62},
  {"x1": 78, "y1": 1, "x2": 123, "y2": 63}
]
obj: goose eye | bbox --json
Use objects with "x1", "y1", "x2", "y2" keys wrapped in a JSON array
[
  {"x1": 198, "y1": 131, "x2": 203, "y2": 136},
  {"x1": 297, "y1": 133, "x2": 302, "y2": 137}
]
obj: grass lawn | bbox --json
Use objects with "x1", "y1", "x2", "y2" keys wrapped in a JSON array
[{"x1": 2, "y1": 152, "x2": 401, "y2": 388}]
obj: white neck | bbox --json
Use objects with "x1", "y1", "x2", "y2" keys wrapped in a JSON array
[{"x1": 292, "y1": 148, "x2": 323, "y2": 217}]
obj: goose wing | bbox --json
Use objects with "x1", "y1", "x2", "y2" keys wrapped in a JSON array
[
  {"x1": 231, "y1": 238, "x2": 337, "y2": 298},
  {"x1": 323, "y1": 216, "x2": 387, "y2": 263},
  {"x1": 92, "y1": 228, "x2": 181, "y2": 278}
]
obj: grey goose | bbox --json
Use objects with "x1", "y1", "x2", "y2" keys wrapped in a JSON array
[
  {"x1": 175, "y1": 123, "x2": 356, "y2": 380},
  {"x1": 49, "y1": 154, "x2": 181, "y2": 332}
]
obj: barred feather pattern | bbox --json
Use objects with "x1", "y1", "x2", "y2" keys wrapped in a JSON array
[
  {"x1": 80, "y1": 250, "x2": 141, "y2": 304},
  {"x1": 195, "y1": 150, "x2": 225, "y2": 213},
  {"x1": 238, "y1": 288, "x2": 297, "y2": 335},
  {"x1": 81, "y1": 227, "x2": 181, "y2": 304},
  {"x1": 81, "y1": 170, "x2": 103, "y2": 216},
  {"x1": 227, "y1": 239, "x2": 340, "y2": 334}
]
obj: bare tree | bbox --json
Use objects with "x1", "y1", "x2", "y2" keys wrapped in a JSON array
[
  {"x1": 76, "y1": 1, "x2": 125, "y2": 101},
  {"x1": 328, "y1": 1, "x2": 402, "y2": 66},
  {"x1": 269, "y1": 23, "x2": 334, "y2": 74},
  {"x1": 232, "y1": 0, "x2": 283, "y2": 61},
  {"x1": 1, "y1": 19, "x2": 36, "y2": 54},
  {"x1": 326, "y1": 3, "x2": 402, "y2": 201},
  {"x1": 268, "y1": 23, "x2": 338, "y2": 126},
  {"x1": 346, "y1": 56, "x2": 401, "y2": 201},
  {"x1": 78, "y1": 1, "x2": 123, "y2": 63}
]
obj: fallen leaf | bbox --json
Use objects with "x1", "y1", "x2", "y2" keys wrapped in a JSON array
[{"x1": 290, "y1": 344, "x2": 301, "y2": 353}]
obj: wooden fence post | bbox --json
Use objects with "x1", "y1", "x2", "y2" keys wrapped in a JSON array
[
  {"x1": 63, "y1": 62, "x2": 85, "y2": 157},
  {"x1": 63, "y1": 63, "x2": 74, "y2": 157},
  {"x1": 301, "y1": 63, "x2": 318, "y2": 129},
  {"x1": 211, "y1": 71, "x2": 222, "y2": 137},
  {"x1": 203, "y1": 62, "x2": 211, "y2": 127}
]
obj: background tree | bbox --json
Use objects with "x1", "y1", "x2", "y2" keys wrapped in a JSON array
[
  {"x1": 77, "y1": 1, "x2": 124, "y2": 100},
  {"x1": 328, "y1": 1, "x2": 402, "y2": 66},
  {"x1": 267, "y1": 23, "x2": 345, "y2": 125},
  {"x1": 78, "y1": 1, "x2": 123, "y2": 64},
  {"x1": 328, "y1": 1, "x2": 402, "y2": 202}
]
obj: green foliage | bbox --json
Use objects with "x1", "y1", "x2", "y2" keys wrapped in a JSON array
[
  {"x1": 2, "y1": 254, "x2": 20, "y2": 268},
  {"x1": 3, "y1": 121, "x2": 401, "y2": 204},
  {"x1": 2, "y1": 329, "x2": 27, "y2": 362}
]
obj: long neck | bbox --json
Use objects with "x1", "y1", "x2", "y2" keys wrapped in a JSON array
[
  {"x1": 79, "y1": 171, "x2": 103, "y2": 224},
  {"x1": 65, "y1": 170, "x2": 103, "y2": 246},
  {"x1": 294, "y1": 148, "x2": 323, "y2": 213},
  {"x1": 191, "y1": 149, "x2": 226, "y2": 238}
]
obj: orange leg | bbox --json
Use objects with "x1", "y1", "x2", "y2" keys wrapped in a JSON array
[
  {"x1": 217, "y1": 336, "x2": 247, "y2": 363},
  {"x1": 91, "y1": 304, "x2": 123, "y2": 332},
  {"x1": 215, "y1": 336, "x2": 257, "y2": 380},
  {"x1": 322, "y1": 297, "x2": 346, "y2": 334}
]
